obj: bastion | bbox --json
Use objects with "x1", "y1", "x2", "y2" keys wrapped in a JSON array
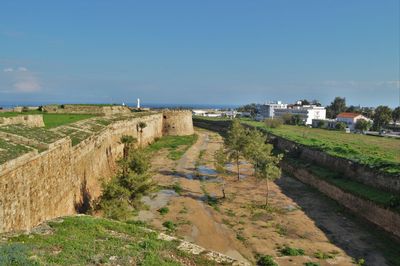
[{"x1": 0, "y1": 110, "x2": 193, "y2": 233}]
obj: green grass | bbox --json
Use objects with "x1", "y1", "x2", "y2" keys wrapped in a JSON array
[
  {"x1": 242, "y1": 120, "x2": 400, "y2": 175},
  {"x1": 0, "y1": 111, "x2": 97, "y2": 128},
  {"x1": 287, "y1": 157, "x2": 400, "y2": 212},
  {"x1": 1, "y1": 215, "x2": 217, "y2": 265},
  {"x1": 0, "y1": 125, "x2": 62, "y2": 144},
  {"x1": 193, "y1": 116, "x2": 400, "y2": 175},
  {"x1": 146, "y1": 134, "x2": 198, "y2": 160},
  {"x1": 0, "y1": 139, "x2": 33, "y2": 164},
  {"x1": 42, "y1": 114, "x2": 96, "y2": 128}
]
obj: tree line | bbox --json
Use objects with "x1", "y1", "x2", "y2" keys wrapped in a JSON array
[{"x1": 215, "y1": 119, "x2": 283, "y2": 205}]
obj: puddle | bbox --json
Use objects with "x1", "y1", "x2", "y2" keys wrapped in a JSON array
[
  {"x1": 197, "y1": 165, "x2": 217, "y2": 175},
  {"x1": 141, "y1": 189, "x2": 178, "y2": 210}
]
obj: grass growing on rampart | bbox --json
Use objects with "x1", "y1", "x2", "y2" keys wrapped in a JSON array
[
  {"x1": 43, "y1": 114, "x2": 96, "y2": 128},
  {"x1": 147, "y1": 134, "x2": 198, "y2": 160},
  {"x1": 0, "y1": 139, "x2": 33, "y2": 164},
  {"x1": 0, "y1": 111, "x2": 97, "y2": 128},
  {"x1": 0, "y1": 215, "x2": 216, "y2": 265}
]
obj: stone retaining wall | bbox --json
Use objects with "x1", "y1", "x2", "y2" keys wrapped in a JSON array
[
  {"x1": 283, "y1": 161, "x2": 400, "y2": 238},
  {"x1": 0, "y1": 115, "x2": 44, "y2": 127},
  {"x1": 272, "y1": 135, "x2": 400, "y2": 193}
]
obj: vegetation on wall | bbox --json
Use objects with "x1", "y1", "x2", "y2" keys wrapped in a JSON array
[{"x1": 97, "y1": 136, "x2": 156, "y2": 221}]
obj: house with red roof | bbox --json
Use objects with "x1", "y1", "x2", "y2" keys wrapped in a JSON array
[{"x1": 336, "y1": 112, "x2": 371, "y2": 131}]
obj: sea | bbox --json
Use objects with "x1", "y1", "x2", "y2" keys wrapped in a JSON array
[{"x1": 0, "y1": 101, "x2": 238, "y2": 110}]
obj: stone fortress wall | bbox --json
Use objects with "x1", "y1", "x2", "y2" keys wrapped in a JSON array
[
  {"x1": 0, "y1": 115, "x2": 44, "y2": 127},
  {"x1": 42, "y1": 104, "x2": 132, "y2": 115},
  {"x1": 0, "y1": 110, "x2": 193, "y2": 233},
  {"x1": 162, "y1": 110, "x2": 194, "y2": 136}
]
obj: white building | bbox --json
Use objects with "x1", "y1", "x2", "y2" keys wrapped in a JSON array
[
  {"x1": 274, "y1": 105, "x2": 326, "y2": 125},
  {"x1": 257, "y1": 101, "x2": 288, "y2": 119},
  {"x1": 336, "y1": 112, "x2": 371, "y2": 131}
]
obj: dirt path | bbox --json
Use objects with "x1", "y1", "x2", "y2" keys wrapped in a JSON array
[{"x1": 143, "y1": 128, "x2": 397, "y2": 266}]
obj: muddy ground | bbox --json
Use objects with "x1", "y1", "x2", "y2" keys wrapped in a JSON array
[{"x1": 137, "y1": 128, "x2": 397, "y2": 266}]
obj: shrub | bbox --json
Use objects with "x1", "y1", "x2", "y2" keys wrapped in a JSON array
[
  {"x1": 314, "y1": 251, "x2": 334, "y2": 259},
  {"x1": 257, "y1": 255, "x2": 278, "y2": 266},
  {"x1": 22, "y1": 106, "x2": 29, "y2": 112},
  {"x1": 172, "y1": 182, "x2": 183, "y2": 195},
  {"x1": 304, "y1": 263, "x2": 320, "y2": 266},
  {"x1": 264, "y1": 118, "x2": 283, "y2": 128},
  {"x1": 335, "y1": 122, "x2": 346, "y2": 131},
  {"x1": 280, "y1": 246, "x2": 305, "y2": 256},
  {"x1": 158, "y1": 207, "x2": 169, "y2": 215},
  {"x1": 162, "y1": 220, "x2": 176, "y2": 231},
  {"x1": 0, "y1": 243, "x2": 38, "y2": 266}
]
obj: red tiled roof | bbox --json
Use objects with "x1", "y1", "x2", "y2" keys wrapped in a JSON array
[{"x1": 336, "y1": 112, "x2": 361, "y2": 118}]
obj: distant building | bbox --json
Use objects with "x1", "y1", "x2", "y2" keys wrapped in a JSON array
[
  {"x1": 312, "y1": 118, "x2": 336, "y2": 129},
  {"x1": 336, "y1": 112, "x2": 371, "y2": 131},
  {"x1": 274, "y1": 105, "x2": 326, "y2": 125},
  {"x1": 257, "y1": 101, "x2": 288, "y2": 119}
]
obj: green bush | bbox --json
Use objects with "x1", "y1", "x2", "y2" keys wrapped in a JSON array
[
  {"x1": 304, "y1": 262, "x2": 320, "y2": 266},
  {"x1": 257, "y1": 255, "x2": 278, "y2": 266},
  {"x1": 157, "y1": 207, "x2": 169, "y2": 215},
  {"x1": 162, "y1": 220, "x2": 176, "y2": 231},
  {"x1": 280, "y1": 246, "x2": 305, "y2": 256},
  {"x1": 0, "y1": 243, "x2": 38, "y2": 266},
  {"x1": 264, "y1": 118, "x2": 283, "y2": 128}
]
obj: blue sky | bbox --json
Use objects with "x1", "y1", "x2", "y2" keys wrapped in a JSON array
[{"x1": 0, "y1": 0, "x2": 399, "y2": 107}]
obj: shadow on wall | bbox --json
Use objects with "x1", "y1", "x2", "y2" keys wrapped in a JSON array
[
  {"x1": 74, "y1": 177, "x2": 92, "y2": 214},
  {"x1": 275, "y1": 175, "x2": 399, "y2": 266}
]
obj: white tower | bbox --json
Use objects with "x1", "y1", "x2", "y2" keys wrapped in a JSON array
[{"x1": 137, "y1": 98, "x2": 140, "y2": 109}]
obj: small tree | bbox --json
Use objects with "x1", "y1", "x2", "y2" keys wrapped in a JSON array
[
  {"x1": 281, "y1": 113, "x2": 292, "y2": 125},
  {"x1": 214, "y1": 148, "x2": 227, "y2": 198},
  {"x1": 245, "y1": 129, "x2": 282, "y2": 206},
  {"x1": 120, "y1": 135, "x2": 137, "y2": 176},
  {"x1": 335, "y1": 122, "x2": 346, "y2": 131},
  {"x1": 264, "y1": 118, "x2": 283, "y2": 128},
  {"x1": 137, "y1": 122, "x2": 147, "y2": 147},
  {"x1": 355, "y1": 119, "x2": 372, "y2": 132},
  {"x1": 373, "y1": 106, "x2": 392, "y2": 131},
  {"x1": 225, "y1": 119, "x2": 248, "y2": 180},
  {"x1": 392, "y1": 106, "x2": 400, "y2": 125}
]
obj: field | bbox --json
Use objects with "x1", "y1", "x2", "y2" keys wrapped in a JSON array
[
  {"x1": 0, "y1": 216, "x2": 216, "y2": 265},
  {"x1": 193, "y1": 117, "x2": 400, "y2": 175},
  {"x1": 0, "y1": 111, "x2": 97, "y2": 128}
]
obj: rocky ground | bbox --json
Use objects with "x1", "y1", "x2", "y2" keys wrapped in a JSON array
[{"x1": 139, "y1": 128, "x2": 396, "y2": 266}]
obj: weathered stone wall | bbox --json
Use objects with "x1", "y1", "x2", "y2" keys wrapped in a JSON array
[
  {"x1": 272, "y1": 135, "x2": 400, "y2": 193},
  {"x1": 43, "y1": 105, "x2": 131, "y2": 115},
  {"x1": 0, "y1": 115, "x2": 44, "y2": 127},
  {"x1": 72, "y1": 113, "x2": 164, "y2": 200},
  {"x1": 0, "y1": 112, "x2": 190, "y2": 233},
  {"x1": 283, "y1": 161, "x2": 400, "y2": 238},
  {"x1": 162, "y1": 110, "x2": 194, "y2": 136},
  {"x1": 0, "y1": 139, "x2": 74, "y2": 233}
]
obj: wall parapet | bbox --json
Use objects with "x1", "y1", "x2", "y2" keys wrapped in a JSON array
[{"x1": 0, "y1": 115, "x2": 44, "y2": 127}]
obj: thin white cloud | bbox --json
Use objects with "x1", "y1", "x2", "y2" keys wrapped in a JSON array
[{"x1": 1, "y1": 67, "x2": 41, "y2": 93}]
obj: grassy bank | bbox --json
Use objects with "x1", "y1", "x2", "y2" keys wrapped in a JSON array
[
  {"x1": 147, "y1": 134, "x2": 198, "y2": 160},
  {"x1": 193, "y1": 116, "x2": 400, "y2": 175},
  {"x1": 0, "y1": 216, "x2": 216, "y2": 265},
  {"x1": 285, "y1": 157, "x2": 400, "y2": 213}
]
